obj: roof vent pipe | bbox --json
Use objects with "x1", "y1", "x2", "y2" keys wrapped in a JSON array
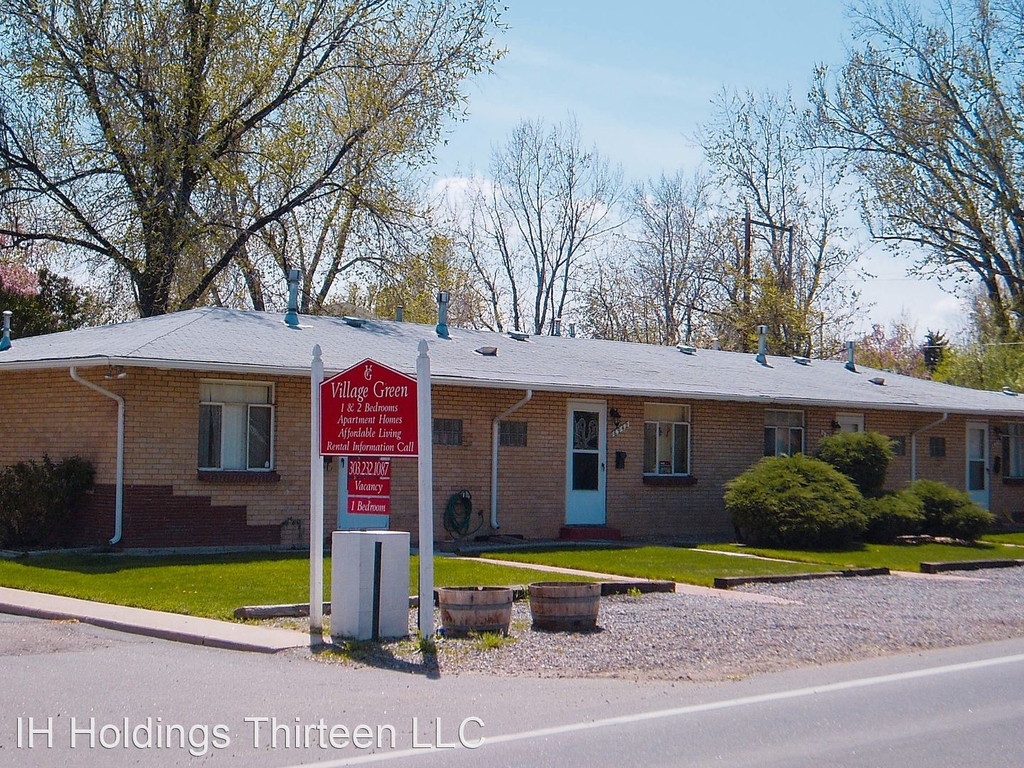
[
  {"x1": 396, "y1": 305, "x2": 404, "y2": 323},
  {"x1": 712, "y1": 338, "x2": 721, "y2": 351},
  {"x1": 568, "y1": 323, "x2": 576, "y2": 338},
  {"x1": 436, "y1": 291, "x2": 450, "y2": 339},
  {"x1": 755, "y1": 325, "x2": 768, "y2": 365},
  {"x1": 0, "y1": 310, "x2": 11, "y2": 351},
  {"x1": 284, "y1": 269, "x2": 300, "y2": 328},
  {"x1": 553, "y1": 317, "x2": 562, "y2": 337},
  {"x1": 845, "y1": 341, "x2": 857, "y2": 372}
]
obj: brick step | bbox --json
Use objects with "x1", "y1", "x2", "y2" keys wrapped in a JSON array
[{"x1": 559, "y1": 525, "x2": 622, "y2": 541}]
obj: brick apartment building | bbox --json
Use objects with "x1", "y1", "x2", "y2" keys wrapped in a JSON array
[{"x1": 2, "y1": 306, "x2": 1023, "y2": 548}]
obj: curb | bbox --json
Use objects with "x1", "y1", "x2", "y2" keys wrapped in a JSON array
[
  {"x1": 920, "y1": 559, "x2": 1024, "y2": 574},
  {"x1": 713, "y1": 567, "x2": 890, "y2": 590}
]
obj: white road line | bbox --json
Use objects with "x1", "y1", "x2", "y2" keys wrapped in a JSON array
[{"x1": 287, "y1": 651, "x2": 1024, "y2": 767}]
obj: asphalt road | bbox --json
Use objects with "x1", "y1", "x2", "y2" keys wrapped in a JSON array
[{"x1": 3, "y1": 613, "x2": 1024, "y2": 767}]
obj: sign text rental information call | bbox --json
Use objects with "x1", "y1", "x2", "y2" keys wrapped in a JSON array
[{"x1": 320, "y1": 360, "x2": 418, "y2": 457}]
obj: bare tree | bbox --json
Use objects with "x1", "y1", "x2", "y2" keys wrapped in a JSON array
[
  {"x1": 700, "y1": 88, "x2": 859, "y2": 355},
  {"x1": 579, "y1": 171, "x2": 717, "y2": 345},
  {"x1": 449, "y1": 118, "x2": 623, "y2": 334}
]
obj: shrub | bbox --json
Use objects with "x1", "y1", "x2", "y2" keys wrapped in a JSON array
[
  {"x1": 904, "y1": 480, "x2": 993, "y2": 541},
  {"x1": 816, "y1": 431, "x2": 894, "y2": 496},
  {"x1": 725, "y1": 454, "x2": 867, "y2": 549},
  {"x1": 0, "y1": 455, "x2": 95, "y2": 549},
  {"x1": 861, "y1": 491, "x2": 925, "y2": 543}
]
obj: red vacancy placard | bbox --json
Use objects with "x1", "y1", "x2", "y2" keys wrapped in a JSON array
[
  {"x1": 320, "y1": 359, "x2": 417, "y2": 457},
  {"x1": 347, "y1": 457, "x2": 391, "y2": 515}
]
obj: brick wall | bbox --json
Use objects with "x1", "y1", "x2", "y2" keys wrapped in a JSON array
[{"x1": 2, "y1": 366, "x2": 1019, "y2": 547}]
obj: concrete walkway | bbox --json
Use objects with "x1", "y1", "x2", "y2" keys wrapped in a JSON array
[{"x1": 0, "y1": 586, "x2": 311, "y2": 653}]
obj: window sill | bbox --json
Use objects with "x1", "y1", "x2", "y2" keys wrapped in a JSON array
[
  {"x1": 1002, "y1": 477, "x2": 1024, "y2": 486},
  {"x1": 198, "y1": 470, "x2": 281, "y2": 484},
  {"x1": 642, "y1": 475, "x2": 697, "y2": 487}
]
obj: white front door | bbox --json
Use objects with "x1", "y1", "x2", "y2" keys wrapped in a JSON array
[
  {"x1": 565, "y1": 400, "x2": 607, "y2": 525},
  {"x1": 836, "y1": 413, "x2": 864, "y2": 433},
  {"x1": 966, "y1": 421, "x2": 989, "y2": 509}
]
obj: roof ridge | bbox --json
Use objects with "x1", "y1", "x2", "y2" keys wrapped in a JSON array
[{"x1": 123, "y1": 307, "x2": 218, "y2": 357}]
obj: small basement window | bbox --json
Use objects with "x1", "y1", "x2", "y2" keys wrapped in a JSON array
[
  {"x1": 432, "y1": 418, "x2": 463, "y2": 446},
  {"x1": 499, "y1": 420, "x2": 528, "y2": 447}
]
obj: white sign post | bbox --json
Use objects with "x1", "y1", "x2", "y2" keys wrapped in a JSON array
[
  {"x1": 416, "y1": 340, "x2": 434, "y2": 637},
  {"x1": 310, "y1": 345, "x2": 325, "y2": 635}
]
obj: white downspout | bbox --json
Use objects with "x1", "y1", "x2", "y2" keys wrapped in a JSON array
[
  {"x1": 910, "y1": 412, "x2": 949, "y2": 482},
  {"x1": 70, "y1": 367, "x2": 124, "y2": 545},
  {"x1": 491, "y1": 389, "x2": 533, "y2": 530}
]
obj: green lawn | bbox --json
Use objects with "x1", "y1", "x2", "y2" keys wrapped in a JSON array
[
  {"x1": 701, "y1": 541, "x2": 1024, "y2": 571},
  {"x1": 0, "y1": 552, "x2": 586, "y2": 620},
  {"x1": 479, "y1": 545, "x2": 827, "y2": 587},
  {"x1": 981, "y1": 532, "x2": 1024, "y2": 546}
]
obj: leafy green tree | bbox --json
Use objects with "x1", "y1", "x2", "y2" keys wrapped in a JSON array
[
  {"x1": 0, "y1": 0, "x2": 503, "y2": 317},
  {"x1": 812, "y1": 0, "x2": 1024, "y2": 338},
  {"x1": 0, "y1": 266, "x2": 97, "y2": 337},
  {"x1": 922, "y1": 329, "x2": 948, "y2": 374},
  {"x1": 343, "y1": 234, "x2": 484, "y2": 326}
]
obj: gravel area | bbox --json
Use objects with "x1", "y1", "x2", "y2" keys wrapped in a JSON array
[{"x1": 293, "y1": 569, "x2": 1024, "y2": 682}]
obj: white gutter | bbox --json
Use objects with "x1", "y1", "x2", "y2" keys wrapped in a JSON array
[
  {"x1": 70, "y1": 367, "x2": 124, "y2": 545},
  {"x1": 491, "y1": 389, "x2": 533, "y2": 530},
  {"x1": 910, "y1": 412, "x2": 949, "y2": 481}
]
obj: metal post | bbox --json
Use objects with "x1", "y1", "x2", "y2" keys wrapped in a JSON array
[
  {"x1": 310, "y1": 345, "x2": 325, "y2": 636},
  {"x1": 416, "y1": 341, "x2": 435, "y2": 637}
]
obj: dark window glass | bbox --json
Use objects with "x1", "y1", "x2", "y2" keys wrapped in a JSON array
[
  {"x1": 929, "y1": 436, "x2": 946, "y2": 458},
  {"x1": 198, "y1": 404, "x2": 221, "y2": 469},
  {"x1": 499, "y1": 421, "x2": 528, "y2": 447},
  {"x1": 572, "y1": 453, "x2": 599, "y2": 490},
  {"x1": 248, "y1": 405, "x2": 272, "y2": 469},
  {"x1": 432, "y1": 418, "x2": 463, "y2": 446}
]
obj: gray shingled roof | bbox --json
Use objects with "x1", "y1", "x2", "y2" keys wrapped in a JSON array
[{"x1": 2, "y1": 306, "x2": 1023, "y2": 416}]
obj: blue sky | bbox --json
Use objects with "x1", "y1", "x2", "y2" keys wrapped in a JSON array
[{"x1": 432, "y1": 0, "x2": 966, "y2": 340}]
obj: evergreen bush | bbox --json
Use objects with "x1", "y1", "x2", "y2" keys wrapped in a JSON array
[
  {"x1": 905, "y1": 480, "x2": 993, "y2": 541},
  {"x1": 861, "y1": 491, "x2": 925, "y2": 543},
  {"x1": 0, "y1": 455, "x2": 94, "y2": 549},
  {"x1": 725, "y1": 454, "x2": 866, "y2": 549},
  {"x1": 815, "y1": 430, "x2": 893, "y2": 496}
]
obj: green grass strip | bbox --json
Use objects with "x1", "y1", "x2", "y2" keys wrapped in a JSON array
[
  {"x1": 0, "y1": 552, "x2": 585, "y2": 621},
  {"x1": 479, "y1": 545, "x2": 826, "y2": 587},
  {"x1": 702, "y1": 541, "x2": 1024, "y2": 571}
]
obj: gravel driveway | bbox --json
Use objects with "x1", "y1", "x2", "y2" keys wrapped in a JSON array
[{"x1": 311, "y1": 569, "x2": 1024, "y2": 681}]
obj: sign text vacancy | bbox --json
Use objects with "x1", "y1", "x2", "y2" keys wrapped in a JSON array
[{"x1": 320, "y1": 360, "x2": 418, "y2": 457}]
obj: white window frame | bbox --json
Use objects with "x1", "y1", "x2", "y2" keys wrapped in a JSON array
[
  {"x1": 765, "y1": 409, "x2": 805, "y2": 457},
  {"x1": 198, "y1": 380, "x2": 275, "y2": 472},
  {"x1": 643, "y1": 403, "x2": 691, "y2": 476}
]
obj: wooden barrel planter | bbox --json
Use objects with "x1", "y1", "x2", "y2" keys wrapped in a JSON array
[
  {"x1": 529, "y1": 581, "x2": 601, "y2": 631},
  {"x1": 437, "y1": 586, "x2": 513, "y2": 636}
]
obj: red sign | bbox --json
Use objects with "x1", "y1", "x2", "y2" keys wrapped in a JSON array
[
  {"x1": 347, "y1": 457, "x2": 391, "y2": 516},
  {"x1": 320, "y1": 359, "x2": 417, "y2": 457}
]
